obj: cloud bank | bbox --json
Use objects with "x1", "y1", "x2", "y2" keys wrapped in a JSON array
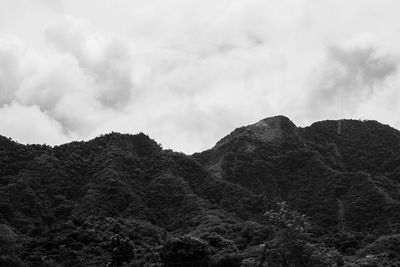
[
  {"x1": 306, "y1": 35, "x2": 398, "y2": 121},
  {"x1": 1, "y1": 1, "x2": 400, "y2": 153}
]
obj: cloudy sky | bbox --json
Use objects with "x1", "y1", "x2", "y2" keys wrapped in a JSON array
[{"x1": 0, "y1": 0, "x2": 400, "y2": 153}]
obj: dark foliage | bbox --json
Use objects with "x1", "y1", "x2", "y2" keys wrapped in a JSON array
[
  {"x1": 211, "y1": 254, "x2": 242, "y2": 267},
  {"x1": 0, "y1": 255, "x2": 28, "y2": 267},
  {"x1": 110, "y1": 234, "x2": 134, "y2": 266},
  {"x1": 1, "y1": 116, "x2": 400, "y2": 265},
  {"x1": 160, "y1": 235, "x2": 210, "y2": 267}
]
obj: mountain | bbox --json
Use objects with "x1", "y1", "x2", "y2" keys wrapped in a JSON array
[
  {"x1": 1, "y1": 116, "x2": 400, "y2": 266},
  {"x1": 195, "y1": 116, "x2": 400, "y2": 234}
]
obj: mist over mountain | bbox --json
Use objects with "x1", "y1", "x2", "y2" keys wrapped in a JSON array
[{"x1": 1, "y1": 116, "x2": 400, "y2": 266}]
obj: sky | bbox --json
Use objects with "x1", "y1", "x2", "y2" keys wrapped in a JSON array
[{"x1": 0, "y1": 0, "x2": 400, "y2": 153}]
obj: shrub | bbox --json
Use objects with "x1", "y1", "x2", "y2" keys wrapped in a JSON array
[
  {"x1": 359, "y1": 234, "x2": 400, "y2": 260},
  {"x1": 211, "y1": 254, "x2": 242, "y2": 267},
  {"x1": 160, "y1": 235, "x2": 210, "y2": 267},
  {"x1": 110, "y1": 234, "x2": 134, "y2": 266},
  {"x1": 0, "y1": 255, "x2": 27, "y2": 267},
  {"x1": 261, "y1": 202, "x2": 342, "y2": 267}
]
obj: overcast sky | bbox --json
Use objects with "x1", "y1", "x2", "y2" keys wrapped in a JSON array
[{"x1": 0, "y1": 0, "x2": 400, "y2": 153}]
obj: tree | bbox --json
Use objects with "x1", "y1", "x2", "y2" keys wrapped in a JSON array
[
  {"x1": 212, "y1": 254, "x2": 242, "y2": 267},
  {"x1": 109, "y1": 234, "x2": 134, "y2": 266},
  {"x1": 0, "y1": 224, "x2": 26, "y2": 267},
  {"x1": 201, "y1": 232, "x2": 241, "y2": 267},
  {"x1": 160, "y1": 235, "x2": 211, "y2": 267},
  {"x1": 259, "y1": 202, "x2": 341, "y2": 267}
]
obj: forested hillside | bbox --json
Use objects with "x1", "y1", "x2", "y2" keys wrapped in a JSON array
[{"x1": 1, "y1": 116, "x2": 400, "y2": 266}]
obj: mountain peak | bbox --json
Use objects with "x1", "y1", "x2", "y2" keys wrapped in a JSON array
[
  {"x1": 248, "y1": 115, "x2": 297, "y2": 142},
  {"x1": 259, "y1": 115, "x2": 292, "y2": 122},
  {"x1": 213, "y1": 115, "x2": 297, "y2": 149}
]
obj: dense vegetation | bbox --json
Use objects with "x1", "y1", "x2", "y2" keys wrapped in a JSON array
[{"x1": 1, "y1": 116, "x2": 400, "y2": 266}]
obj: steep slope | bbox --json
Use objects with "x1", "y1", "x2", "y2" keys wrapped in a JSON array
[
  {"x1": 1, "y1": 116, "x2": 400, "y2": 266},
  {"x1": 0, "y1": 133, "x2": 269, "y2": 266},
  {"x1": 302, "y1": 119, "x2": 400, "y2": 174},
  {"x1": 194, "y1": 116, "x2": 400, "y2": 235}
]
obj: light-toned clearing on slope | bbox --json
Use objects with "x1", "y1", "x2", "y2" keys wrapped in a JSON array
[
  {"x1": 247, "y1": 118, "x2": 283, "y2": 142},
  {"x1": 208, "y1": 159, "x2": 223, "y2": 179}
]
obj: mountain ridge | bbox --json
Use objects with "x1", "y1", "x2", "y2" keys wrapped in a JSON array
[{"x1": 1, "y1": 115, "x2": 400, "y2": 266}]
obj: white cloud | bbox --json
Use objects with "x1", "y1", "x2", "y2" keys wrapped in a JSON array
[
  {"x1": 305, "y1": 34, "x2": 398, "y2": 121},
  {"x1": 0, "y1": 36, "x2": 27, "y2": 105},
  {"x1": 45, "y1": 17, "x2": 134, "y2": 108},
  {"x1": 1, "y1": 1, "x2": 400, "y2": 152},
  {"x1": 0, "y1": 102, "x2": 67, "y2": 145}
]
